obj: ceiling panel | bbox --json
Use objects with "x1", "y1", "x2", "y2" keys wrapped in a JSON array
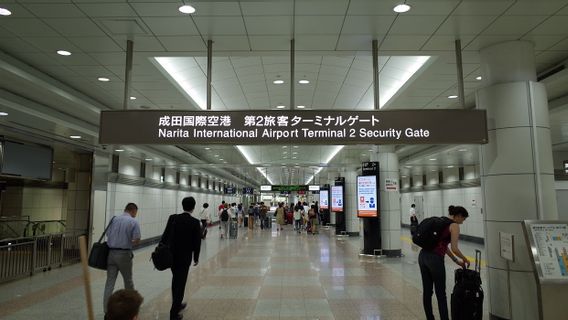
[
  {"x1": 341, "y1": 15, "x2": 395, "y2": 35},
  {"x1": 435, "y1": 15, "x2": 497, "y2": 35},
  {"x1": 380, "y1": 35, "x2": 430, "y2": 50},
  {"x1": 335, "y1": 34, "x2": 377, "y2": 51},
  {"x1": 0, "y1": 18, "x2": 60, "y2": 36},
  {"x1": 158, "y1": 36, "x2": 205, "y2": 51},
  {"x1": 452, "y1": 0, "x2": 514, "y2": 16},
  {"x1": 296, "y1": 35, "x2": 338, "y2": 51},
  {"x1": 190, "y1": 2, "x2": 241, "y2": 16},
  {"x1": 209, "y1": 36, "x2": 251, "y2": 51},
  {"x1": 240, "y1": 0, "x2": 293, "y2": 16},
  {"x1": 193, "y1": 16, "x2": 247, "y2": 35},
  {"x1": 295, "y1": 16, "x2": 344, "y2": 35},
  {"x1": 44, "y1": 18, "x2": 107, "y2": 37},
  {"x1": 389, "y1": 15, "x2": 447, "y2": 35},
  {"x1": 0, "y1": 36, "x2": 46, "y2": 53},
  {"x1": 75, "y1": 3, "x2": 138, "y2": 17},
  {"x1": 244, "y1": 16, "x2": 293, "y2": 35},
  {"x1": 528, "y1": 15, "x2": 568, "y2": 35},
  {"x1": 21, "y1": 3, "x2": 85, "y2": 18},
  {"x1": 506, "y1": 1, "x2": 567, "y2": 15},
  {"x1": 68, "y1": 36, "x2": 122, "y2": 52},
  {"x1": 142, "y1": 17, "x2": 200, "y2": 36},
  {"x1": 296, "y1": 0, "x2": 349, "y2": 15},
  {"x1": 130, "y1": 2, "x2": 189, "y2": 17},
  {"x1": 483, "y1": 15, "x2": 548, "y2": 36},
  {"x1": 421, "y1": 35, "x2": 476, "y2": 50}
]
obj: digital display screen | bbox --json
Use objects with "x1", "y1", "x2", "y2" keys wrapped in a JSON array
[
  {"x1": 331, "y1": 186, "x2": 343, "y2": 212},
  {"x1": 357, "y1": 175, "x2": 378, "y2": 218},
  {"x1": 319, "y1": 190, "x2": 329, "y2": 209}
]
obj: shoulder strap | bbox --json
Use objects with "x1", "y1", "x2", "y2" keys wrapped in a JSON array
[{"x1": 98, "y1": 216, "x2": 116, "y2": 243}]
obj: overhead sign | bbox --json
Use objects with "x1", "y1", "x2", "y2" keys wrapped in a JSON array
[
  {"x1": 224, "y1": 186, "x2": 236, "y2": 194},
  {"x1": 260, "y1": 185, "x2": 272, "y2": 191},
  {"x1": 320, "y1": 190, "x2": 329, "y2": 209},
  {"x1": 242, "y1": 187, "x2": 254, "y2": 194},
  {"x1": 308, "y1": 185, "x2": 320, "y2": 191},
  {"x1": 362, "y1": 161, "x2": 379, "y2": 175},
  {"x1": 99, "y1": 110, "x2": 488, "y2": 145},
  {"x1": 357, "y1": 175, "x2": 378, "y2": 218},
  {"x1": 331, "y1": 186, "x2": 344, "y2": 212}
]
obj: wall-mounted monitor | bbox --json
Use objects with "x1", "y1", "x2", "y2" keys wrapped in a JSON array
[
  {"x1": 357, "y1": 175, "x2": 378, "y2": 218},
  {"x1": 331, "y1": 185, "x2": 343, "y2": 212},
  {"x1": 1, "y1": 140, "x2": 53, "y2": 180},
  {"x1": 319, "y1": 190, "x2": 329, "y2": 209}
]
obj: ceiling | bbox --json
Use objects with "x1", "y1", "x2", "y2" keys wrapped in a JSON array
[{"x1": 1, "y1": 0, "x2": 568, "y2": 187}]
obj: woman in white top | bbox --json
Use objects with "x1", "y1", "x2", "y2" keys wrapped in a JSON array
[
  {"x1": 198, "y1": 203, "x2": 210, "y2": 239},
  {"x1": 293, "y1": 201, "x2": 304, "y2": 233}
]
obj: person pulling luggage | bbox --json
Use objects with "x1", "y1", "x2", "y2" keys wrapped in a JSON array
[{"x1": 416, "y1": 205, "x2": 470, "y2": 320}]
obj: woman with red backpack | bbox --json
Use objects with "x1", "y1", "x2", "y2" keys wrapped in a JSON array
[{"x1": 418, "y1": 205, "x2": 470, "y2": 320}]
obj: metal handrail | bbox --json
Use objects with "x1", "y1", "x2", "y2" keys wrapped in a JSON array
[{"x1": 0, "y1": 231, "x2": 85, "y2": 284}]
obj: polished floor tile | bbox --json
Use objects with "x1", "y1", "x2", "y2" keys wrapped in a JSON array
[{"x1": 0, "y1": 223, "x2": 488, "y2": 319}]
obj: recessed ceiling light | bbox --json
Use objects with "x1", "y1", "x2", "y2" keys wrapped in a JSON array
[
  {"x1": 458, "y1": 149, "x2": 468, "y2": 152},
  {"x1": 219, "y1": 158, "x2": 224, "y2": 161},
  {"x1": 448, "y1": 95, "x2": 458, "y2": 99},
  {"x1": 297, "y1": 105, "x2": 305, "y2": 109},
  {"x1": 283, "y1": 151, "x2": 288, "y2": 154},
  {"x1": 429, "y1": 158, "x2": 437, "y2": 161},
  {"x1": 431, "y1": 169, "x2": 437, "y2": 172},
  {"x1": 405, "y1": 166, "x2": 412, "y2": 168},
  {"x1": 56, "y1": 50, "x2": 72, "y2": 56},
  {"x1": 276, "y1": 105, "x2": 286, "y2": 109},
  {"x1": 214, "y1": 154, "x2": 219, "y2": 157},
  {"x1": 145, "y1": 158, "x2": 152, "y2": 161},
  {"x1": 293, "y1": 152, "x2": 298, "y2": 155},
  {"x1": 178, "y1": 5, "x2": 196, "y2": 14},
  {"x1": 282, "y1": 146, "x2": 287, "y2": 148},
  {"x1": 402, "y1": 175, "x2": 407, "y2": 178},
  {"x1": 69, "y1": 135, "x2": 81, "y2": 139},
  {"x1": 204, "y1": 147, "x2": 210, "y2": 150},
  {"x1": 293, "y1": 146, "x2": 298, "y2": 148},
  {"x1": 298, "y1": 80, "x2": 310, "y2": 84},
  {"x1": 476, "y1": 76, "x2": 482, "y2": 80},
  {"x1": 0, "y1": 112, "x2": 8, "y2": 116},
  {"x1": 115, "y1": 149, "x2": 124, "y2": 152},
  {"x1": 0, "y1": 8, "x2": 12, "y2": 16},
  {"x1": 130, "y1": 96, "x2": 136, "y2": 100},
  {"x1": 447, "y1": 165, "x2": 454, "y2": 168},
  {"x1": 273, "y1": 80, "x2": 284, "y2": 84},
  {"x1": 98, "y1": 77, "x2": 110, "y2": 82},
  {"x1": 393, "y1": 3, "x2": 411, "y2": 13}
]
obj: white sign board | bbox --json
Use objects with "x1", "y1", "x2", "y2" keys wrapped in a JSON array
[
  {"x1": 500, "y1": 232, "x2": 514, "y2": 261},
  {"x1": 260, "y1": 185, "x2": 272, "y2": 191},
  {"x1": 309, "y1": 185, "x2": 320, "y2": 191},
  {"x1": 385, "y1": 178, "x2": 398, "y2": 192},
  {"x1": 530, "y1": 224, "x2": 568, "y2": 279}
]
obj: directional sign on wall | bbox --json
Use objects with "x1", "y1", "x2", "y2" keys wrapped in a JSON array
[{"x1": 99, "y1": 110, "x2": 488, "y2": 145}]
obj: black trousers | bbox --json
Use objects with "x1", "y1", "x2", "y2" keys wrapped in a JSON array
[
  {"x1": 418, "y1": 250, "x2": 448, "y2": 320},
  {"x1": 170, "y1": 261, "x2": 191, "y2": 319}
]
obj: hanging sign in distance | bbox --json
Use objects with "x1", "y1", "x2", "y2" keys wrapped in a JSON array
[{"x1": 99, "y1": 110, "x2": 488, "y2": 145}]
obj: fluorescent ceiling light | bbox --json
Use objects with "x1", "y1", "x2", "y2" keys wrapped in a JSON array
[
  {"x1": 145, "y1": 158, "x2": 152, "y2": 161},
  {"x1": 476, "y1": 76, "x2": 482, "y2": 80},
  {"x1": 69, "y1": 135, "x2": 82, "y2": 139},
  {"x1": 57, "y1": 50, "x2": 71, "y2": 56},
  {"x1": 276, "y1": 105, "x2": 286, "y2": 109},
  {"x1": 458, "y1": 149, "x2": 468, "y2": 152},
  {"x1": 0, "y1": 112, "x2": 8, "y2": 116},
  {"x1": 273, "y1": 79, "x2": 284, "y2": 84},
  {"x1": 129, "y1": 96, "x2": 136, "y2": 100},
  {"x1": 293, "y1": 146, "x2": 298, "y2": 148},
  {"x1": 115, "y1": 149, "x2": 124, "y2": 152},
  {"x1": 447, "y1": 165, "x2": 454, "y2": 168},
  {"x1": 219, "y1": 158, "x2": 224, "y2": 161},
  {"x1": 236, "y1": 145, "x2": 274, "y2": 184},
  {"x1": 305, "y1": 145, "x2": 344, "y2": 184},
  {"x1": 97, "y1": 77, "x2": 110, "y2": 82},
  {"x1": 297, "y1": 105, "x2": 306, "y2": 109},
  {"x1": 448, "y1": 95, "x2": 458, "y2": 99},
  {"x1": 393, "y1": 4, "x2": 411, "y2": 13},
  {"x1": 204, "y1": 147, "x2": 210, "y2": 150},
  {"x1": 429, "y1": 158, "x2": 437, "y2": 161},
  {"x1": 298, "y1": 80, "x2": 310, "y2": 84},
  {"x1": 379, "y1": 56, "x2": 430, "y2": 109},
  {"x1": 178, "y1": 5, "x2": 196, "y2": 14},
  {"x1": 154, "y1": 57, "x2": 207, "y2": 110},
  {"x1": 282, "y1": 146, "x2": 287, "y2": 148},
  {"x1": 0, "y1": 8, "x2": 12, "y2": 16}
]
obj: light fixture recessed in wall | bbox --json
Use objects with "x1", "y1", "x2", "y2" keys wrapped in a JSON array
[
  {"x1": 145, "y1": 158, "x2": 153, "y2": 161},
  {"x1": 56, "y1": 50, "x2": 72, "y2": 56},
  {"x1": 204, "y1": 147, "x2": 210, "y2": 150},
  {"x1": 448, "y1": 95, "x2": 458, "y2": 99},
  {"x1": 273, "y1": 80, "x2": 284, "y2": 84},
  {"x1": 178, "y1": 5, "x2": 196, "y2": 14},
  {"x1": 429, "y1": 158, "x2": 437, "y2": 161},
  {"x1": 298, "y1": 80, "x2": 310, "y2": 84},
  {"x1": 297, "y1": 105, "x2": 305, "y2": 109},
  {"x1": 476, "y1": 76, "x2": 482, "y2": 80},
  {"x1": 458, "y1": 149, "x2": 468, "y2": 152},
  {"x1": 98, "y1": 77, "x2": 110, "y2": 82},
  {"x1": 219, "y1": 158, "x2": 224, "y2": 161},
  {"x1": 70, "y1": 135, "x2": 82, "y2": 139},
  {"x1": 0, "y1": 8, "x2": 12, "y2": 16},
  {"x1": 447, "y1": 165, "x2": 454, "y2": 168},
  {"x1": 129, "y1": 96, "x2": 136, "y2": 100},
  {"x1": 393, "y1": 3, "x2": 411, "y2": 13},
  {"x1": 115, "y1": 149, "x2": 124, "y2": 152},
  {"x1": 276, "y1": 105, "x2": 286, "y2": 109},
  {"x1": 0, "y1": 112, "x2": 8, "y2": 116}
]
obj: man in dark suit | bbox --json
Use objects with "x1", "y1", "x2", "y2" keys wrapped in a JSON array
[{"x1": 161, "y1": 196, "x2": 202, "y2": 320}]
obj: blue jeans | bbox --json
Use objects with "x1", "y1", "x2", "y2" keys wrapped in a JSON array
[{"x1": 418, "y1": 250, "x2": 448, "y2": 320}]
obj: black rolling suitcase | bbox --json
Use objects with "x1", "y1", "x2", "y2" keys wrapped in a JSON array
[
  {"x1": 451, "y1": 249, "x2": 483, "y2": 320},
  {"x1": 229, "y1": 218, "x2": 238, "y2": 239}
]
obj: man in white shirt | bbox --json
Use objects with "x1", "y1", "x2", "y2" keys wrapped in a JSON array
[{"x1": 198, "y1": 203, "x2": 210, "y2": 239}]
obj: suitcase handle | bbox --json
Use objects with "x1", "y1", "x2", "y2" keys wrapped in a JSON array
[{"x1": 474, "y1": 249, "x2": 481, "y2": 273}]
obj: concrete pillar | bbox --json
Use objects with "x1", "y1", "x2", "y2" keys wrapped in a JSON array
[
  {"x1": 345, "y1": 168, "x2": 359, "y2": 236},
  {"x1": 477, "y1": 41, "x2": 558, "y2": 320},
  {"x1": 374, "y1": 146, "x2": 402, "y2": 256}
]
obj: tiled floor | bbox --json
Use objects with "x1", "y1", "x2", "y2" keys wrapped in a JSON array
[{"x1": 0, "y1": 222, "x2": 487, "y2": 319}]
